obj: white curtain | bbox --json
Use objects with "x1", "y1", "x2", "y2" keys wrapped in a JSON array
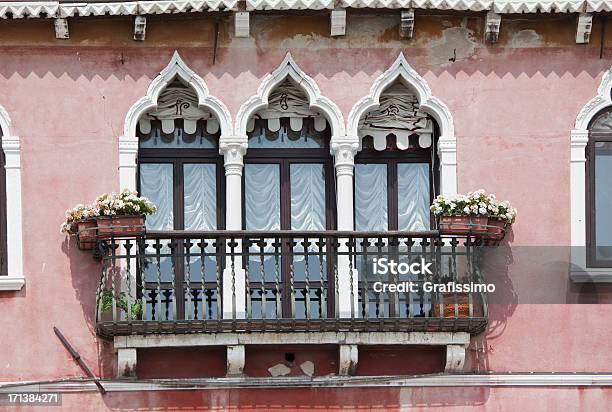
[
  {"x1": 397, "y1": 163, "x2": 430, "y2": 231},
  {"x1": 290, "y1": 164, "x2": 326, "y2": 231},
  {"x1": 183, "y1": 164, "x2": 217, "y2": 230},
  {"x1": 245, "y1": 164, "x2": 280, "y2": 231},
  {"x1": 355, "y1": 164, "x2": 388, "y2": 231},
  {"x1": 139, "y1": 163, "x2": 174, "y2": 231}
]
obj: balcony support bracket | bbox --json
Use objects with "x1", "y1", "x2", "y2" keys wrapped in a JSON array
[
  {"x1": 339, "y1": 344, "x2": 358, "y2": 376},
  {"x1": 117, "y1": 348, "x2": 137, "y2": 379},
  {"x1": 227, "y1": 345, "x2": 246, "y2": 377},
  {"x1": 444, "y1": 344, "x2": 466, "y2": 373}
]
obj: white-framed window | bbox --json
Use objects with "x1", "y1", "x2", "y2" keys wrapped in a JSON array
[
  {"x1": 0, "y1": 105, "x2": 24, "y2": 291},
  {"x1": 570, "y1": 69, "x2": 612, "y2": 282}
]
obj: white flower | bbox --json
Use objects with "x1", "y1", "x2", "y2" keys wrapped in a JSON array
[
  {"x1": 479, "y1": 207, "x2": 487, "y2": 214},
  {"x1": 463, "y1": 206, "x2": 471, "y2": 214}
]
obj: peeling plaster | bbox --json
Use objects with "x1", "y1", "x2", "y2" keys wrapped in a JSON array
[
  {"x1": 427, "y1": 27, "x2": 478, "y2": 67},
  {"x1": 268, "y1": 363, "x2": 291, "y2": 377},
  {"x1": 510, "y1": 29, "x2": 543, "y2": 49},
  {"x1": 300, "y1": 361, "x2": 315, "y2": 377}
]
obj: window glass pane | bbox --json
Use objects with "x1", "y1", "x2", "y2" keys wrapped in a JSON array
[
  {"x1": 397, "y1": 163, "x2": 430, "y2": 231},
  {"x1": 139, "y1": 163, "x2": 174, "y2": 230},
  {"x1": 290, "y1": 164, "x2": 327, "y2": 287},
  {"x1": 595, "y1": 142, "x2": 612, "y2": 261},
  {"x1": 355, "y1": 164, "x2": 388, "y2": 231},
  {"x1": 247, "y1": 118, "x2": 325, "y2": 149},
  {"x1": 183, "y1": 164, "x2": 217, "y2": 230},
  {"x1": 245, "y1": 164, "x2": 280, "y2": 231},
  {"x1": 139, "y1": 163, "x2": 174, "y2": 286},
  {"x1": 290, "y1": 164, "x2": 326, "y2": 231}
]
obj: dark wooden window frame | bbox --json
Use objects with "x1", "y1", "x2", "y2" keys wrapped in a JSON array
[
  {"x1": 353, "y1": 133, "x2": 439, "y2": 318},
  {"x1": 353, "y1": 132, "x2": 440, "y2": 231},
  {"x1": 137, "y1": 146, "x2": 226, "y2": 319},
  {"x1": 586, "y1": 115, "x2": 612, "y2": 268},
  {"x1": 243, "y1": 124, "x2": 336, "y2": 318}
]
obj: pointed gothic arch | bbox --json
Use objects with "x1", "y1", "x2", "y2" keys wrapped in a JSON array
[
  {"x1": 347, "y1": 53, "x2": 457, "y2": 196},
  {"x1": 234, "y1": 53, "x2": 345, "y2": 144},
  {"x1": 119, "y1": 51, "x2": 232, "y2": 191}
]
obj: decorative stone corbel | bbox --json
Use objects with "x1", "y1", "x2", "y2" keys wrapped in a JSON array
[
  {"x1": 117, "y1": 348, "x2": 137, "y2": 379},
  {"x1": 444, "y1": 345, "x2": 466, "y2": 373},
  {"x1": 400, "y1": 9, "x2": 415, "y2": 40},
  {"x1": 330, "y1": 9, "x2": 346, "y2": 37},
  {"x1": 576, "y1": 13, "x2": 593, "y2": 44},
  {"x1": 227, "y1": 345, "x2": 246, "y2": 376},
  {"x1": 485, "y1": 12, "x2": 501, "y2": 44},
  {"x1": 339, "y1": 344, "x2": 358, "y2": 375},
  {"x1": 54, "y1": 18, "x2": 69, "y2": 39},
  {"x1": 235, "y1": 12, "x2": 250, "y2": 38},
  {"x1": 134, "y1": 16, "x2": 147, "y2": 41}
]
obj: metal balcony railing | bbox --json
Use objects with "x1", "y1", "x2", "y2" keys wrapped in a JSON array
[{"x1": 95, "y1": 231, "x2": 488, "y2": 339}]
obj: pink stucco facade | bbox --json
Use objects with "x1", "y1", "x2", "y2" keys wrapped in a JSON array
[{"x1": 1, "y1": 11, "x2": 611, "y2": 410}]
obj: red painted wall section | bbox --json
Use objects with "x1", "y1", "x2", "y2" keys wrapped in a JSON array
[
  {"x1": 0, "y1": 13, "x2": 611, "y2": 393},
  {"x1": 137, "y1": 347, "x2": 227, "y2": 379}
]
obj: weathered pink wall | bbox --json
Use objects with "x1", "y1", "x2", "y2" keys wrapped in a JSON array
[{"x1": 0, "y1": 13, "x2": 611, "y2": 407}]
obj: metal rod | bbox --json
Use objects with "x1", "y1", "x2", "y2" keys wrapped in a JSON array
[{"x1": 53, "y1": 327, "x2": 106, "y2": 395}]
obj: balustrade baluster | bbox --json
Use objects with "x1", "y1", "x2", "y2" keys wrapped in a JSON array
[
  {"x1": 303, "y1": 237, "x2": 311, "y2": 320},
  {"x1": 154, "y1": 239, "x2": 162, "y2": 321},
  {"x1": 317, "y1": 237, "x2": 326, "y2": 319},
  {"x1": 185, "y1": 238, "x2": 193, "y2": 320},
  {"x1": 274, "y1": 238, "x2": 282, "y2": 319}
]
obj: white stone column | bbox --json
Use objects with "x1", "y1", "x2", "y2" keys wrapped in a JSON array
[
  {"x1": 331, "y1": 142, "x2": 359, "y2": 318},
  {"x1": 438, "y1": 136, "x2": 457, "y2": 197},
  {"x1": 220, "y1": 141, "x2": 247, "y2": 319},
  {"x1": 119, "y1": 136, "x2": 139, "y2": 191},
  {"x1": 570, "y1": 130, "x2": 589, "y2": 268}
]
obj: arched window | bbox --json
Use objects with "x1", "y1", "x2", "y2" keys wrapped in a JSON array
[
  {"x1": 136, "y1": 79, "x2": 224, "y2": 320},
  {"x1": 587, "y1": 108, "x2": 612, "y2": 267},
  {"x1": 354, "y1": 80, "x2": 439, "y2": 319},
  {"x1": 354, "y1": 81, "x2": 438, "y2": 232},
  {"x1": 137, "y1": 80, "x2": 224, "y2": 232},
  {"x1": 243, "y1": 79, "x2": 335, "y2": 319}
]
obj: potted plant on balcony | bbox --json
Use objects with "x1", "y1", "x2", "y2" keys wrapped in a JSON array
[
  {"x1": 61, "y1": 204, "x2": 100, "y2": 251},
  {"x1": 95, "y1": 189, "x2": 156, "y2": 238},
  {"x1": 430, "y1": 189, "x2": 517, "y2": 241}
]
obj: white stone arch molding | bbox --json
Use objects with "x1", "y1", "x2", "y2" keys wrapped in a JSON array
[
  {"x1": 234, "y1": 52, "x2": 346, "y2": 149},
  {"x1": 570, "y1": 69, "x2": 612, "y2": 282},
  {"x1": 0, "y1": 105, "x2": 24, "y2": 291},
  {"x1": 120, "y1": 51, "x2": 232, "y2": 191},
  {"x1": 347, "y1": 53, "x2": 457, "y2": 197}
]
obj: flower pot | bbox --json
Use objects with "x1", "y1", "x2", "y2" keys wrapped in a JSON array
[
  {"x1": 97, "y1": 215, "x2": 145, "y2": 238},
  {"x1": 486, "y1": 218, "x2": 507, "y2": 241},
  {"x1": 439, "y1": 215, "x2": 489, "y2": 236},
  {"x1": 76, "y1": 219, "x2": 97, "y2": 250},
  {"x1": 432, "y1": 292, "x2": 471, "y2": 318}
]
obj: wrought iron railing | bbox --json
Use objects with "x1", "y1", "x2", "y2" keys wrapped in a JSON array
[{"x1": 95, "y1": 231, "x2": 488, "y2": 338}]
